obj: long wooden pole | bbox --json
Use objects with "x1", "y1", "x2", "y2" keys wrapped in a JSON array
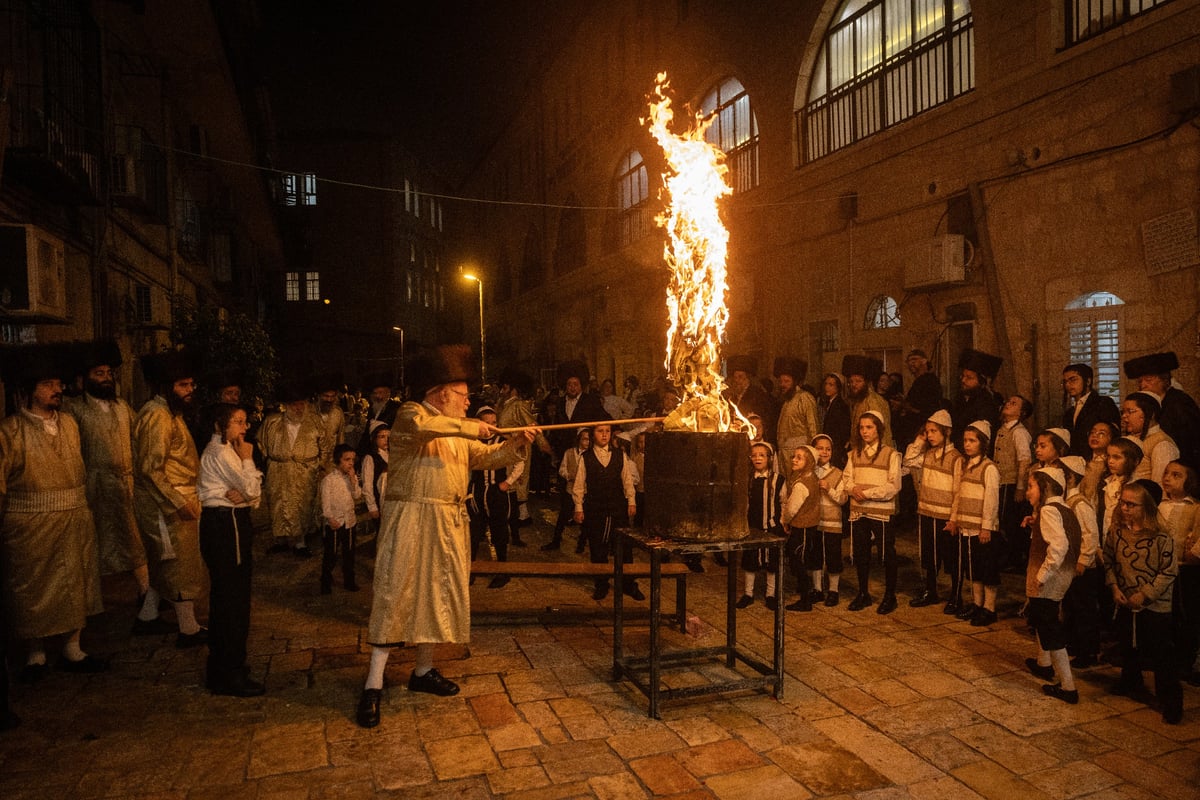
[{"x1": 493, "y1": 416, "x2": 665, "y2": 434}]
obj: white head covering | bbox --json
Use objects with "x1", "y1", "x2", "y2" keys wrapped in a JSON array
[{"x1": 967, "y1": 419, "x2": 992, "y2": 441}]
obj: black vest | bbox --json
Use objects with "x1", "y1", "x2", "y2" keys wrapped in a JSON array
[{"x1": 582, "y1": 447, "x2": 626, "y2": 517}]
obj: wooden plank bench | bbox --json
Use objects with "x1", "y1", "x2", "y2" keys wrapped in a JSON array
[{"x1": 470, "y1": 560, "x2": 691, "y2": 632}]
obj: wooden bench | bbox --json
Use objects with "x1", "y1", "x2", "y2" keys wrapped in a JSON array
[{"x1": 470, "y1": 560, "x2": 691, "y2": 632}]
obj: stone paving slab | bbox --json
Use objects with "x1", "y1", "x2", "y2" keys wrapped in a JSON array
[{"x1": 2, "y1": 507, "x2": 1198, "y2": 798}]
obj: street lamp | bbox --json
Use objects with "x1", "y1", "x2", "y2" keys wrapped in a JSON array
[
  {"x1": 461, "y1": 272, "x2": 485, "y2": 383},
  {"x1": 391, "y1": 326, "x2": 405, "y2": 389}
]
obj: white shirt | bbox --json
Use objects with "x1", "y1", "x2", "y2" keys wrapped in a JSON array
[
  {"x1": 361, "y1": 448, "x2": 388, "y2": 514},
  {"x1": 321, "y1": 470, "x2": 362, "y2": 529},
  {"x1": 198, "y1": 435, "x2": 262, "y2": 508},
  {"x1": 572, "y1": 445, "x2": 638, "y2": 512},
  {"x1": 20, "y1": 408, "x2": 58, "y2": 436}
]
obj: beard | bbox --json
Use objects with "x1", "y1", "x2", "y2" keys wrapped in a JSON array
[
  {"x1": 85, "y1": 379, "x2": 117, "y2": 401},
  {"x1": 848, "y1": 385, "x2": 868, "y2": 402},
  {"x1": 167, "y1": 392, "x2": 194, "y2": 417}
]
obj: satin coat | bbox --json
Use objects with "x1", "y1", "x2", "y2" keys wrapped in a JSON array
[
  {"x1": 368, "y1": 401, "x2": 526, "y2": 645},
  {"x1": 259, "y1": 408, "x2": 330, "y2": 540},
  {"x1": 68, "y1": 394, "x2": 145, "y2": 575},
  {"x1": 0, "y1": 411, "x2": 103, "y2": 638},
  {"x1": 496, "y1": 394, "x2": 547, "y2": 502}
]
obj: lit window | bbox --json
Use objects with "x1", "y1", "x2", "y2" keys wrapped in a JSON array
[
  {"x1": 285, "y1": 272, "x2": 300, "y2": 302},
  {"x1": 699, "y1": 78, "x2": 759, "y2": 192},
  {"x1": 1067, "y1": 291, "x2": 1124, "y2": 400},
  {"x1": 301, "y1": 172, "x2": 317, "y2": 206},
  {"x1": 864, "y1": 294, "x2": 900, "y2": 329},
  {"x1": 305, "y1": 271, "x2": 320, "y2": 301},
  {"x1": 616, "y1": 149, "x2": 649, "y2": 245},
  {"x1": 1065, "y1": 0, "x2": 1174, "y2": 46},
  {"x1": 281, "y1": 174, "x2": 297, "y2": 206},
  {"x1": 799, "y1": 0, "x2": 974, "y2": 162}
]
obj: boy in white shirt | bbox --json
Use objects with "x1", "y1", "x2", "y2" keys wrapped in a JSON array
[{"x1": 320, "y1": 444, "x2": 363, "y2": 594}]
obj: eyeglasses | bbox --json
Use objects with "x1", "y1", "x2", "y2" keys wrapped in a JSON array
[
  {"x1": 1118, "y1": 499, "x2": 1143, "y2": 509},
  {"x1": 447, "y1": 387, "x2": 469, "y2": 399}
]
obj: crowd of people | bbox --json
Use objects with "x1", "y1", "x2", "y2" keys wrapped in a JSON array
[{"x1": 0, "y1": 338, "x2": 1197, "y2": 731}]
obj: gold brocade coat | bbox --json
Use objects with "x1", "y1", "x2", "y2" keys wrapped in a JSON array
[
  {"x1": 0, "y1": 411, "x2": 103, "y2": 639},
  {"x1": 319, "y1": 405, "x2": 346, "y2": 466},
  {"x1": 66, "y1": 394, "x2": 145, "y2": 575},
  {"x1": 496, "y1": 395, "x2": 547, "y2": 502},
  {"x1": 259, "y1": 408, "x2": 330, "y2": 540},
  {"x1": 133, "y1": 397, "x2": 203, "y2": 600},
  {"x1": 368, "y1": 401, "x2": 527, "y2": 645}
]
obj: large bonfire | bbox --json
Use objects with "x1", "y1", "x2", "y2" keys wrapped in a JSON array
[{"x1": 644, "y1": 73, "x2": 745, "y2": 434}]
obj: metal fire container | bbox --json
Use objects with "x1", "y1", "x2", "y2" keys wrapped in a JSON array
[{"x1": 643, "y1": 431, "x2": 749, "y2": 541}]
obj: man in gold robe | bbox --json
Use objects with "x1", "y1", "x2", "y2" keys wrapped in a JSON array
[
  {"x1": 133, "y1": 350, "x2": 206, "y2": 647},
  {"x1": 259, "y1": 382, "x2": 330, "y2": 556},
  {"x1": 496, "y1": 368, "x2": 551, "y2": 545},
  {"x1": 0, "y1": 346, "x2": 106, "y2": 680}
]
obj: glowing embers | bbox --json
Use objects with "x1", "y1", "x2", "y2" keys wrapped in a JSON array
[{"x1": 645, "y1": 73, "x2": 745, "y2": 435}]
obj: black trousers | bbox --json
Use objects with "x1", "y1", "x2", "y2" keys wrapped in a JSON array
[
  {"x1": 552, "y1": 477, "x2": 575, "y2": 540},
  {"x1": 470, "y1": 485, "x2": 513, "y2": 561},
  {"x1": 583, "y1": 511, "x2": 633, "y2": 587},
  {"x1": 851, "y1": 516, "x2": 895, "y2": 596},
  {"x1": 321, "y1": 524, "x2": 356, "y2": 587},
  {"x1": 1063, "y1": 563, "x2": 1104, "y2": 659},
  {"x1": 1177, "y1": 564, "x2": 1200, "y2": 671},
  {"x1": 1116, "y1": 607, "x2": 1182, "y2": 717},
  {"x1": 199, "y1": 506, "x2": 254, "y2": 682}
]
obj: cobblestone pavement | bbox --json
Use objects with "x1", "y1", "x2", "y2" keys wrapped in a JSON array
[{"x1": 2, "y1": 501, "x2": 1198, "y2": 799}]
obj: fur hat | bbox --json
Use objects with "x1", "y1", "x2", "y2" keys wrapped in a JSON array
[
  {"x1": 555, "y1": 359, "x2": 590, "y2": 387},
  {"x1": 967, "y1": 419, "x2": 993, "y2": 441},
  {"x1": 841, "y1": 354, "x2": 883, "y2": 384},
  {"x1": 772, "y1": 356, "x2": 808, "y2": 382},
  {"x1": 927, "y1": 409, "x2": 953, "y2": 429},
  {"x1": 309, "y1": 372, "x2": 343, "y2": 393},
  {"x1": 275, "y1": 379, "x2": 310, "y2": 403},
  {"x1": 408, "y1": 345, "x2": 478, "y2": 399},
  {"x1": 82, "y1": 339, "x2": 123, "y2": 371},
  {"x1": 726, "y1": 354, "x2": 758, "y2": 377},
  {"x1": 498, "y1": 366, "x2": 534, "y2": 397},
  {"x1": 363, "y1": 371, "x2": 395, "y2": 392},
  {"x1": 958, "y1": 348, "x2": 1003, "y2": 381},
  {"x1": 1123, "y1": 351, "x2": 1178, "y2": 379},
  {"x1": 140, "y1": 349, "x2": 198, "y2": 389},
  {"x1": 1, "y1": 344, "x2": 71, "y2": 393}
]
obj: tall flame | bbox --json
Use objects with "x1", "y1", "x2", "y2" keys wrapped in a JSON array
[{"x1": 645, "y1": 74, "x2": 743, "y2": 433}]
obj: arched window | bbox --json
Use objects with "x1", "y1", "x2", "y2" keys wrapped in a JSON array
[
  {"x1": 798, "y1": 0, "x2": 974, "y2": 162},
  {"x1": 554, "y1": 194, "x2": 587, "y2": 275},
  {"x1": 699, "y1": 77, "x2": 759, "y2": 192},
  {"x1": 616, "y1": 149, "x2": 649, "y2": 245},
  {"x1": 864, "y1": 294, "x2": 900, "y2": 329},
  {"x1": 1067, "y1": 291, "x2": 1124, "y2": 400}
]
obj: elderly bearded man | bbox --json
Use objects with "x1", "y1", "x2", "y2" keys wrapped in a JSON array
[
  {"x1": 356, "y1": 346, "x2": 534, "y2": 728},
  {"x1": 259, "y1": 381, "x2": 331, "y2": 557}
]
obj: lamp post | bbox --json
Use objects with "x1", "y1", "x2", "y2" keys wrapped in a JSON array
[
  {"x1": 462, "y1": 272, "x2": 485, "y2": 383},
  {"x1": 391, "y1": 326, "x2": 405, "y2": 389}
]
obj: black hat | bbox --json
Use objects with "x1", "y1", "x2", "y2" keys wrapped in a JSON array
[
  {"x1": 726, "y1": 354, "x2": 758, "y2": 376},
  {"x1": 1123, "y1": 352, "x2": 1178, "y2": 379},
  {"x1": 309, "y1": 372, "x2": 344, "y2": 393},
  {"x1": 276, "y1": 379, "x2": 310, "y2": 403},
  {"x1": 498, "y1": 366, "x2": 534, "y2": 397},
  {"x1": 841, "y1": 354, "x2": 883, "y2": 384},
  {"x1": 1, "y1": 344, "x2": 70, "y2": 393},
  {"x1": 209, "y1": 369, "x2": 246, "y2": 392},
  {"x1": 958, "y1": 348, "x2": 1003, "y2": 381},
  {"x1": 772, "y1": 356, "x2": 808, "y2": 382},
  {"x1": 140, "y1": 349, "x2": 198, "y2": 388},
  {"x1": 408, "y1": 345, "x2": 478, "y2": 398},
  {"x1": 555, "y1": 359, "x2": 590, "y2": 387},
  {"x1": 82, "y1": 339, "x2": 123, "y2": 371},
  {"x1": 1134, "y1": 478, "x2": 1163, "y2": 507}
]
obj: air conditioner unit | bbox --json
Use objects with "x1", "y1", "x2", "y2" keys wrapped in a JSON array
[
  {"x1": 0, "y1": 224, "x2": 68, "y2": 320},
  {"x1": 903, "y1": 234, "x2": 972, "y2": 292}
]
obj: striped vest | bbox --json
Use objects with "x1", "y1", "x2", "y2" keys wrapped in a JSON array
[
  {"x1": 817, "y1": 464, "x2": 844, "y2": 533},
  {"x1": 849, "y1": 445, "x2": 897, "y2": 519},
  {"x1": 956, "y1": 457, "x2": 999, "y2": 534},
  {"x1": 993, "y1": 421, "x2": 1022, "y2": 484},
  {"x1": 917, "y1": 446, "x2": 960, "y2": 520},
  {"x1": 788, "y1": 471, "x2": 821, "y2": 529},
  {"x1": 1131, "y1": 428, "x2": 1172, "y2": 480}
]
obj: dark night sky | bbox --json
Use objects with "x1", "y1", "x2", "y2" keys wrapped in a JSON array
[{"x1": 260, "y1": 0, "x2": 576, "y2": 184}]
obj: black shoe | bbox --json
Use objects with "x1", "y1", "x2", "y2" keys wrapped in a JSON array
[
  {"x1": 488, "y1": 575, "x2": 511, "y2": 589},
  {"x1": 408, "y1": 668, "x2": 459, "y2": 696},
  {"x1": 344, "y1": 581, "x2": 360, "y2": 592},
  {"x1": 208, "y1": 672, "x2": 266, "y2": 698},
  {"x1": 293, "y1": 545, "x2": 313, "y2": 559},
  {"x1": 785, "y1": 598, "x2": 811, "y2": 612},
  {"x1": 685, "y1": 556, "x2": 705, "y2": 573},
  {"x1": 876, "y1": 595, "x2": 898, "y2": 615},
  {"x1": 516, "y1": 518, "x2": 534, "y2": 528},
  {"x1": 824, "y1": 591, "x2": 839, "y2": 607},
  {"x1": 131, "y1": 616, "x2": 176, "y2": 636},
  {"x1": 268, "y1": 542, "x2": 291, "y2": 554},
  {"x1": 713, "y1": 554, "x2": 728, "y2": 567},
  {"x1": 1025, "y1": 658, "x2": 1055, "y2": 681},
  {"x1": 970, "y1": 608, "x2": 997, "y2": 627},
  {"x1": 592, "y1": 582, "x2": 610, "y2": 601},
  {"x1": 1162, "y1": 706, "x2": 1183, "y2": 725},
  {"x1": 1042, "y1": 684, "x2": 1078, "y2": 704},
  {"x1": 765, "y1": 596, "x2": 779, "y2": 612},
  {"x1": 56, "y1": 654, "x2": 109, "y2": 674},
  {"x1": 808, "y1": 590, "x2": 825, "y2": 604},
  {"x1": 956, "y1": 603, "x2": 977, "y2": 620},
  {"x1": 1109, "y1": 679, "x2": 1144, "y2": 697},
  {"x1": 176, "y1": 628, "x2": 209, "y2": 649},
  {"x1": 574, "y1": 540, "x2": 587, "y2": 554},
  {"x1": 943, "y1": 600, "x2": 962, "y2": 615},
  {"x1": 510, "y1": 537, "x2": 527, "y2": 548},
  {"x1": 1070, "y1": 654, "x2": 1099, "y2": 670},
  {"x1": 17, "y1": 663, "x2": 48, "y2": 684},
  {"x1": 735, "y1": 595, "x2": 754, "y2": 609},
  {"x1": 910, "y1": 590, "x2": 939, "y2": 608},
  {"x1": 623, "y1": 582, "x2": 645, "y2": 601},
  {"x1": 541, "y1": 540, "x2": 561, "y2": 551},
  {"x1": 356, "y1": 688, "x2": 382, "y2": 728},
  {"x1": 848, "y1": 593, "x2": 873, "y2": 611}
]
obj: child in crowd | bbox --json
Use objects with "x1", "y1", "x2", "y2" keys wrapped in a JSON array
[
  {"x1": 320, "y1": 444, "x2": 362, "y2": 594},
  {"x1": 1080, "y1": 421, "x2": 1119, "y2": 504},
  {"x1": 1035, "y1": 427, "x2": 1071, "y2": 468},
  {"x1": 1024, "y1": 466, "x2": 1081, "y2": 704},
  {"x1": 1101, "y1": 437, "x2": 1144, "y2": 537},
  {"x1": 1104, "y1": 479, "x2": 1182, "y2": 724},
  {"x1": 949, "y1": 421, "x2": 1001, "y2": 626},
  {"x1": 903, "y1": 409, "x2": 962, "y2": 610},
  {"x1": 809, "y1": 434, "x2": 847, "y2": 607},
  {"x1": 360, "y1": 422, "x2": 390, "y2": 527},
  {"x1": 739, "y1": 442, "x2": 786, "y2": 611},
  {"x1": 572, "y1": 423, "x2": 641, "y2": 601},
  {"x1": 1060, "y1": 456, "x2": 1103, "y2": 668},
  {"x1": 995, "y1": 395, "x2": 1033, "y2": 572},
  {"x1": 546, "y1": 427, "x2": 590, "y2": 552},
  {"x1": 1159, "y1": 460, "x2": 1200, "y2": 683},
  {"x1": 841, "y1": 411, "x2": 902, "y2": 614},
  {"x1": 1121, "y1": 392, "x2": 1180, "y2": 485},
  {"x1": 783, "y1": 444, "x2": 819, "y2": 611},
  {"x1": 467, "y1": 406, "x2": 521, "y2": 588}
]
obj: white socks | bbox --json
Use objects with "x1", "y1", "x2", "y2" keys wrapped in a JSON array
[
  {"x1": 173, "y1": 599, "x2": 200, "y2": 635},
  {"x1": 743, "y1": 573, "x2": 756, "y2": 596},
  {"x1": 765, "y1": 573, "x2": 776, "y2": 598},
  {"x1": 62, "y1": 634, "x2": 86, "y2": 662},
  {"x1": 26, "y1": 641, "x2": 46, "y2": 667},
  {"x1": 137, "y1": 587, "x2": 161, "y2": 621},
  {"x1": 1049, "y1": 648, "x2": 1075, "y2": 690},
  {"x1": 365, "y1": 646, "x2": 391, "y2": 690},
  {"x1": 828, "y1": 573, "x2": 840, "y2": 592}
]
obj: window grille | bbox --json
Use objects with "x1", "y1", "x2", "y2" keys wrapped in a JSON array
[
  {"x1": 700, "y1": 78, "x2": 759, "y2": 192},
  {"x1": 616, "y1": 150, "x2": 649, "y2": 246},
  {"x1": 1067, "y1": 291, "x2": 1123, "y2": 400},
  {"x1": 304, "y1": 271, "x2": 320, "y2": 302},
  {"x1": 1064, "y1": 0, "x2": 1174, "y2": 46},
  {"x1": 285, "y1": 272, "x2": 300, "y2": 302},
  {"x1": 864, "y1": 295, "x2": 901, "y2": 329}
]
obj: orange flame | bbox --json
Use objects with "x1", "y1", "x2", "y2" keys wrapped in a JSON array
[{"x1": 644, "y1": 74, "x2": 745, "y2": 434}]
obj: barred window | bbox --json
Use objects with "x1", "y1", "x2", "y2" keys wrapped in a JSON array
[
  {"x1": 699, "y1": 77, "x2": 759, "y2": 192},
  {"x1": 285, "y1": 272, "x2": 300, "y2": 302},
  {"x1": 865, "y1": 295, "x2": 901, "y2": 329},
  {"x1": 305, "y1": 271, "x2": 320, "y2": 302},
  {"x1": 1067, "y1": 291, "x2": 1123, "y2": 400},
  {"x1": 799, "y1": 0, "x2": 974, "y2": 163},
  {"x1": 1065, "y1": 0, "x2": 1174, "y2": 46},
  {"x1": 616, "y1": 149, "x2": 649, "y2": 246}
]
